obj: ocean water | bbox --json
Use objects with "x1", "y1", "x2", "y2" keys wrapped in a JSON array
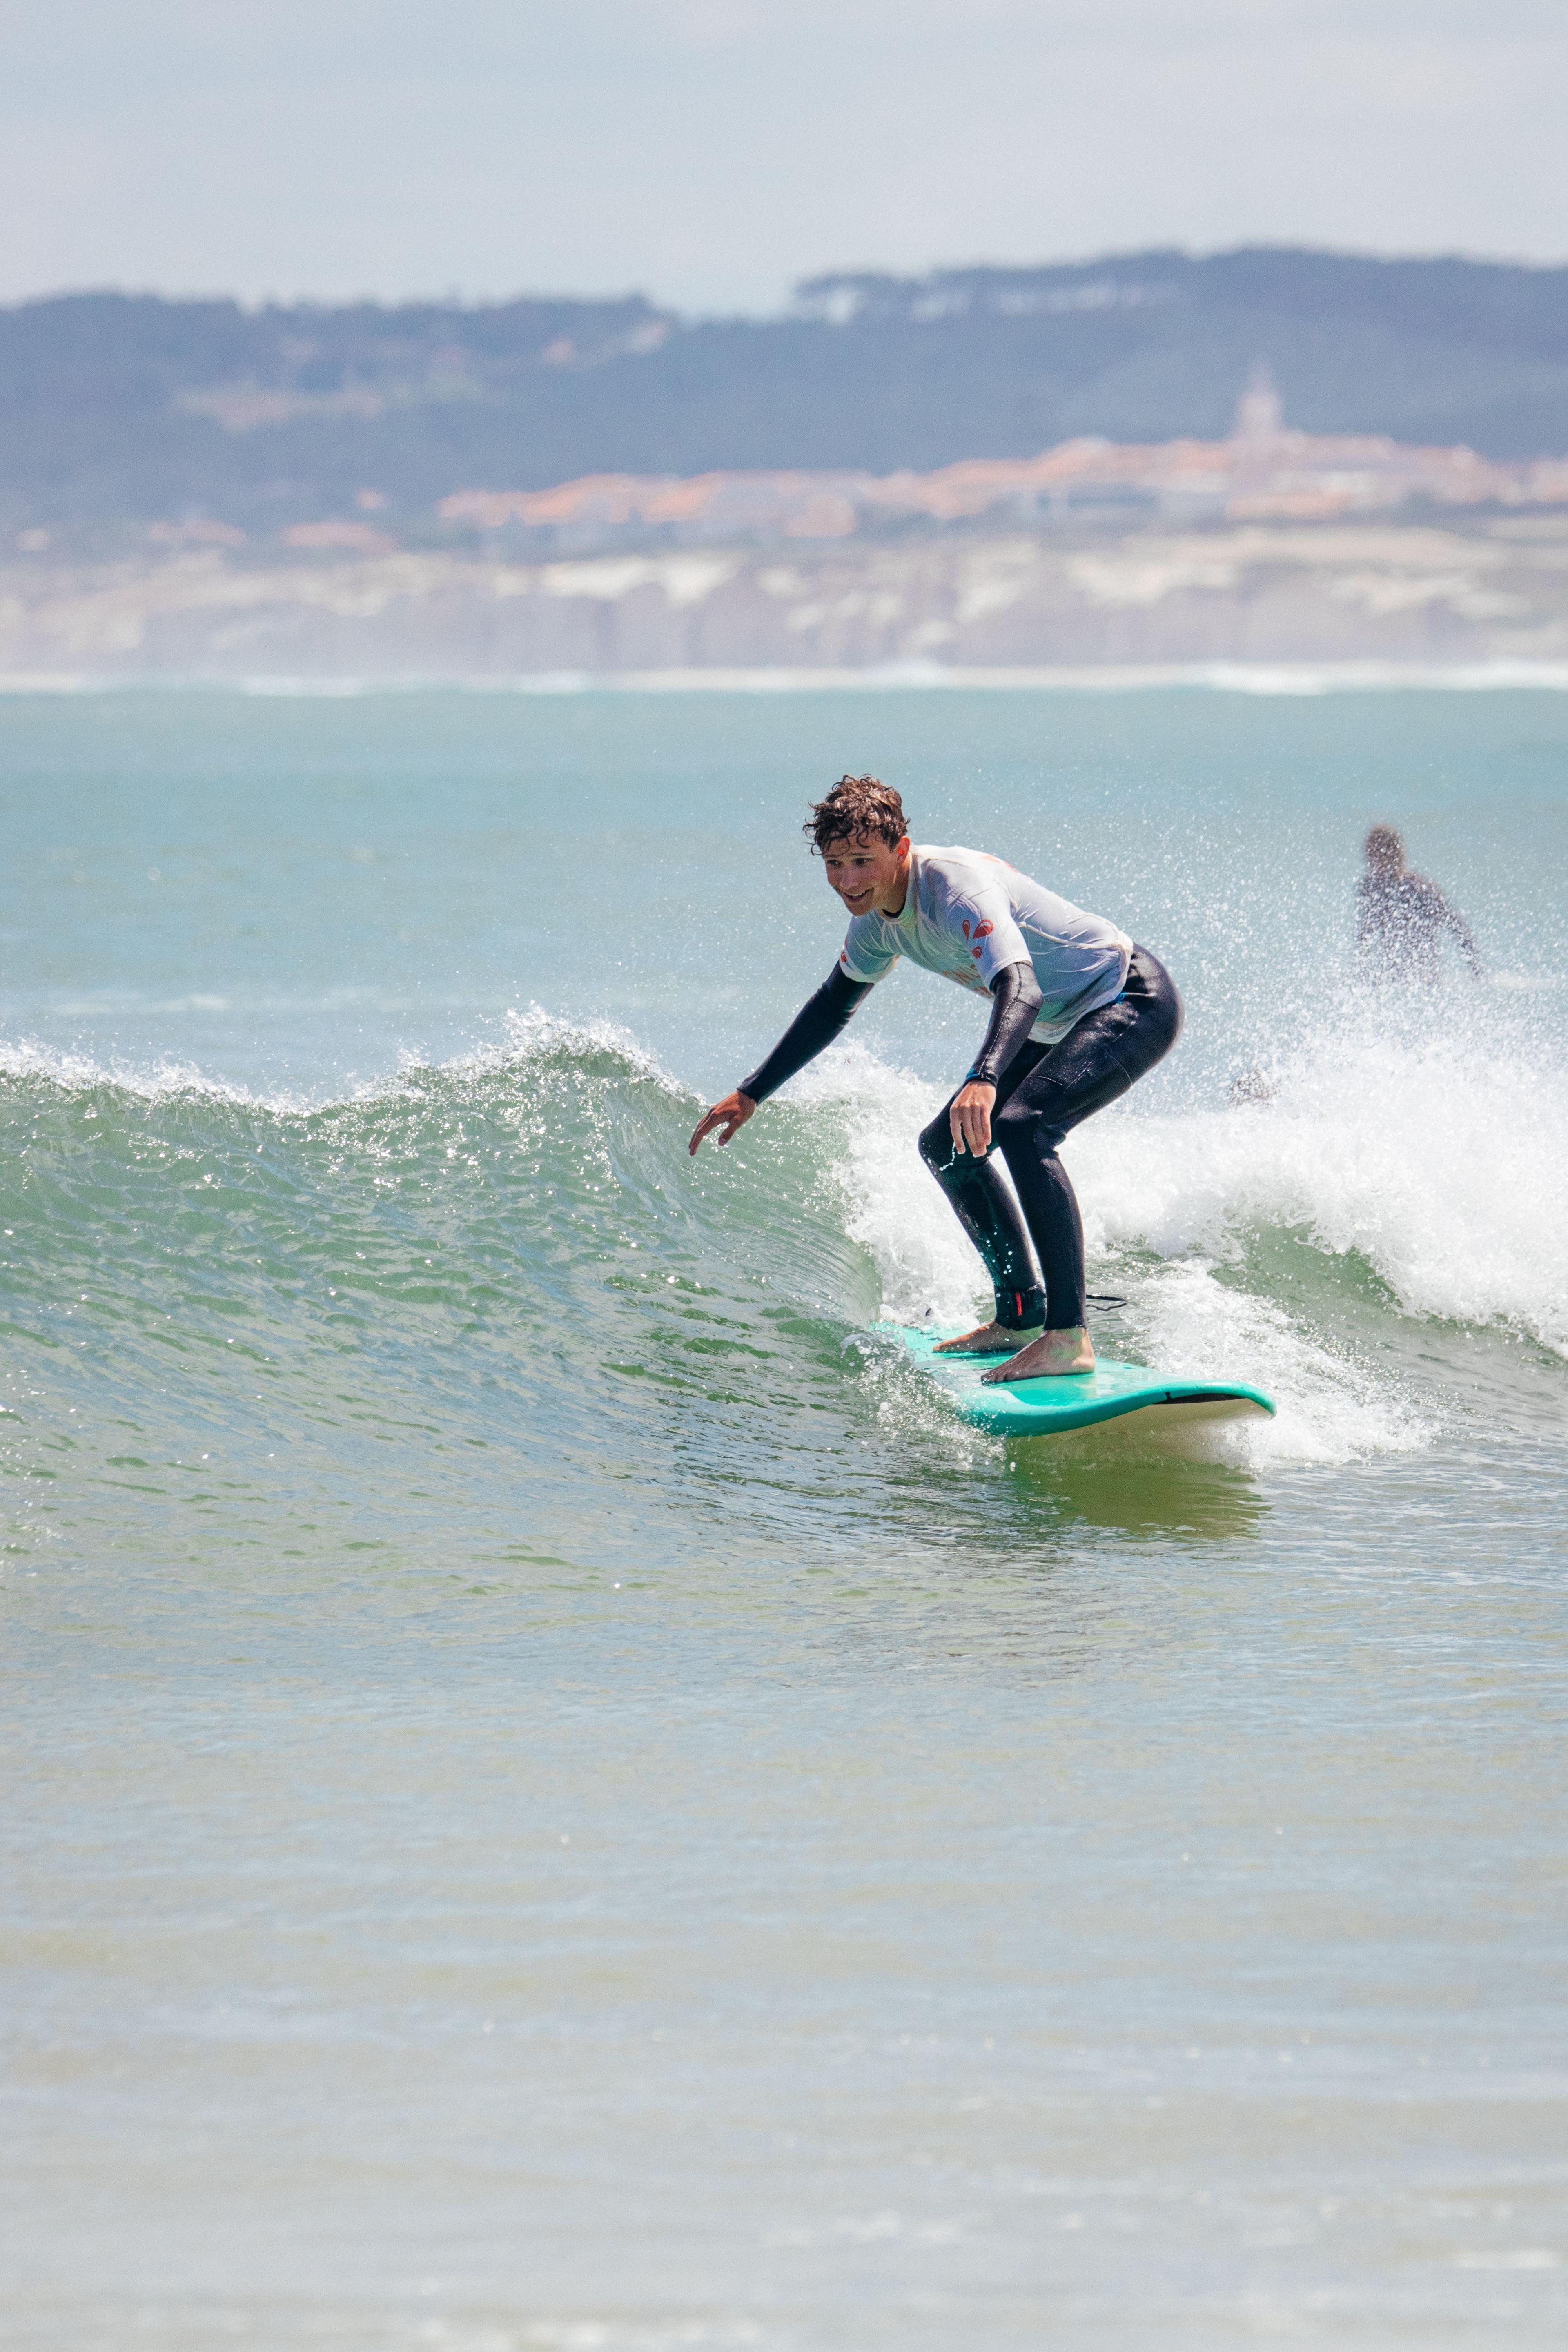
[{"x1": 4, "y1": 684, "x2": 1567, "y2": 2350}]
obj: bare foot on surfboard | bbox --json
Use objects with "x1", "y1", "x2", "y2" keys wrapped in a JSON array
[
  {"x1": 932, "y1": 1319, "x2": 1038, "y2": 1355},
  {"x1": 981, "y1": 1327, "x2": 1095, "y2": 1382}
]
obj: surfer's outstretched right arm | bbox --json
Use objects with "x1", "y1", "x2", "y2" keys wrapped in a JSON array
[{"x1": 688, "y1": 966, "x2": 873, "y2": 1154}]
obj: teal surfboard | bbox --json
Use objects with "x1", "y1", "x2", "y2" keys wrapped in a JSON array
[{"x1": 894, "y1": 1325, "x2": 1276, "y2": 1439}]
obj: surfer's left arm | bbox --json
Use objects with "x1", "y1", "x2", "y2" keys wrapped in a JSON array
[{"x1": 949, "y1": 960, "x2": 1042, "y2": 1157}]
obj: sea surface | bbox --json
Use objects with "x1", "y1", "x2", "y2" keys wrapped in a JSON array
[{"x1": 4, "y1": 683, "x2": 1567, "y2": 2350}]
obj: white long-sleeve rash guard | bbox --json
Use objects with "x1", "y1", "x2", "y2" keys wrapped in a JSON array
[{"x1": 837, "y1": 844, "x2": 1131, "y2": 1042}]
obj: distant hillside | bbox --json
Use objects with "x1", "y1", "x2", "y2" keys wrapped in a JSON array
[{"x1": 3, "y1": 248, "x2": 1567, "y2": 540}]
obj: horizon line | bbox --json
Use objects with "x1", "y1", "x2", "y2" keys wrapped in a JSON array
[{"x1": 7, "y1": 239, "x2": 1568, "y2": 326}]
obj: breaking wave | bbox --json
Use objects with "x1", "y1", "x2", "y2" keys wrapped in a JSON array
[{"x1": 2, "y1": 996, "x2": 1562, "y2": 1564}]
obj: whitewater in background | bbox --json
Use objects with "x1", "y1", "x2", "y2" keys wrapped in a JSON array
[{"x1": 4, "y1": 687, "x2": 1566, "y2": 2349}]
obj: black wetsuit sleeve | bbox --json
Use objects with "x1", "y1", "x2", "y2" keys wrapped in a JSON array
[
  {"x1": 739, "y1": 966, "x2": 874, "y2": 1104},
  {"x1": 964, "y1": 960, "x2": 1043, "y2": 1087}
]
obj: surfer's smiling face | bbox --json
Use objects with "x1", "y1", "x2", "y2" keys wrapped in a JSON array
[{"x1": 822, "y1": 830, "x2": 911, "y2": 917}]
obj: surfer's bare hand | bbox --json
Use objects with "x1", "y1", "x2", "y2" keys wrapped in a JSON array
[
  {"x1": 949, "y1": 1079, "x2": 996, "y2": 1157},
  {"x1": 689, "y1": 1090, "x2": 756, "y2": 1156}
]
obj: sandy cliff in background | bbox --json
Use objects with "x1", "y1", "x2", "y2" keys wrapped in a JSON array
[{"x1": 4, "y1": 517, "x2": 1567, "y2": 682}]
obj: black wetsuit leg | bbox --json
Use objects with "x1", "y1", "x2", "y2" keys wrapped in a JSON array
[{"x1": 917, "y1": 945, "x2": 1183, "y2": 1331}]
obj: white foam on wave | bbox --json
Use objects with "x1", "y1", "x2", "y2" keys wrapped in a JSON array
[
  {"x1": 0, "y1": 1004, "x2": 680, "y2": 1120},
  {"x1": 1125, "y1": 1258, "x2": 1427, "y2": 1465},
  {"x1": 7, "y1": 661, "x2": 1568, "y2": 696},
  {"x1": 795, "y1": 1043, "x2": 983, "y2": 1327},
  {"x1": 0, "y1": 1033, "x2": 307, "y2": 1111},
  {"x1": 445, "y1": 1004, "x2": 682, "y2": 1094},
  {"x1": 1071, "y1": 1006, "x2": 1568, "y2": 1359}
]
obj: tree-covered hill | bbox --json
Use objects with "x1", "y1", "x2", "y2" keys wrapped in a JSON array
[{"x1": 4, "y1": 247, "x2": 1566, "y2": 539}]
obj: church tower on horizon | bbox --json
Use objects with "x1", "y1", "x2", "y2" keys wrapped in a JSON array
[{"x1": 1232, "y1": 360, "x2": 1285, "y2": 444}]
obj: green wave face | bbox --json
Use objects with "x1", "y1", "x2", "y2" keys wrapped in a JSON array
[{"x1": 0, "y1": 1029, "x2": 972, "y2": 1570}]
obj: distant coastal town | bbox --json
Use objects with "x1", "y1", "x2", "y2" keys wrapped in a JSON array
[{"x1": 434, "y1": 373, "x2": 1568, "y2": 553}]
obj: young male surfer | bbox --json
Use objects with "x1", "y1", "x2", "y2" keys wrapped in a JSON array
[{"x1": 688, "y1": 775, "x2": 1182, "y2": 1382}]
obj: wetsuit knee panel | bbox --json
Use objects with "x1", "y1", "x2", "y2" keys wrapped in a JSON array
[
  {"x1": 994, "y1": 1095, "x2": 1069, "y2": 1154},
  {"x1": 992, "y1": 1094, "x2": 1036, "y2": 1134}
]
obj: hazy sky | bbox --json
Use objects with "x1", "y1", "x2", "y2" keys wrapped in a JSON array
[{"x1": 4, "y1": 0, "x2": 1566, "y2": 312}]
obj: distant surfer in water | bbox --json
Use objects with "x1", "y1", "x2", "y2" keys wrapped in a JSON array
[
  {"x1": 688, "y1": 775, "x2": 1182, "y2": 1382},
  {"x1": 1356, "y1": 824, "x2": 1482, "y2": 985}
]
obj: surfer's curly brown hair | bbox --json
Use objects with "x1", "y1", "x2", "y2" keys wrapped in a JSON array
[{"x1": 804, "y1": 774, "x2": 908, "y2": 853}]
